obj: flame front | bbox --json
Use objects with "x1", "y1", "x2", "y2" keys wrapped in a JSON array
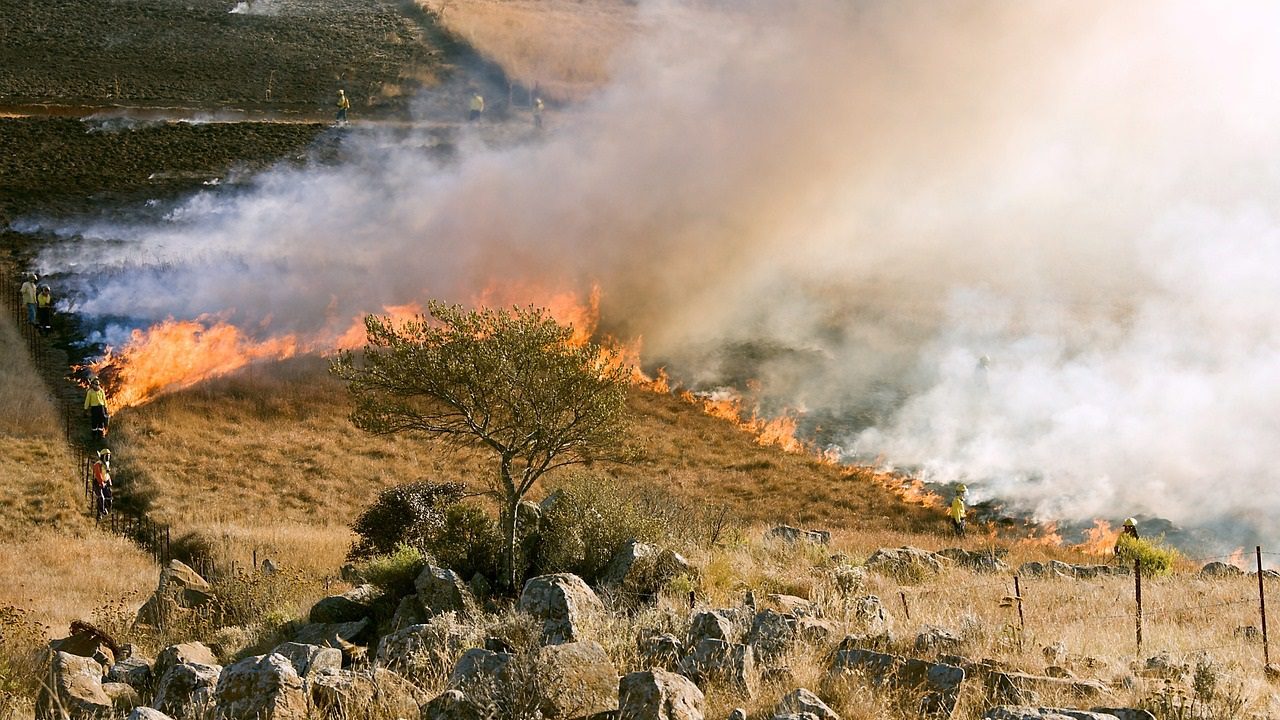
[{"x1": 1072, "y1": 519, "x2": 1121, "y2": 556}]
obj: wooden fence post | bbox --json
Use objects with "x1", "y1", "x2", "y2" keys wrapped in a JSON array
[
  {"x1": 1014, "y1": 575, "x2": 1026, "y2": 632},
  {"x1": 899, "y1": 590, "x2": 911, "y2": 621},
  {"x1": 1259, "y1": 546, "x2": 1270, "y2": 668},
  {"x1": 1134, "y1": 556, "x2": 1143, "y2": 656}
]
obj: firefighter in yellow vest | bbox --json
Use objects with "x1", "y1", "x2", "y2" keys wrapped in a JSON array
[
  {"x1": 92, "y1": 448, "x2": 113, "y2": 518},
  {"x1": 949, "y1": 484, "x2": 968, "y2": 537},
  {"x1": 533, "y1": 96, "x2": 544, "y2": 128},
  {"x1": 85, "y1": 377, "x2": 109, "y2": 438},
  {"x1": 36, "y1": 284, "x2": 52, "y2": 333},
  {"x1": 469, "y1": 93, "x2": 485, "y2": 122},
  {"x1": 1114, "y1": 517, "x2": 1139, "y2": 556},
  {"x1": 336, "y1": 89, "x2": 350, "y2": 124}
]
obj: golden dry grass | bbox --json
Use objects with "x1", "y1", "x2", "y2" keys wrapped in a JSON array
[{"x1": 420, "y1": 0, "x2": 637, "y2": 101}]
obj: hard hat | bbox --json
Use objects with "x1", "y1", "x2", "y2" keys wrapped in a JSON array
[
  {"x1": 338, "y1": 89, "x2": 345, "y2": 94},
  {"x1": 1124, "y1": 517, "x2": 1137, "y2": 527},
  {"x1": 89, "y1": 377, "x2": 101, "y2": 387},
  {"x1": 28, "y1": 273, "x2": 37, "y2": 281},
  {"x1": 39, "y1": 284, "x2": 49, "y2": 291},
  {"x1": 98, "y1": 448, "x2": 111, "y2": 458},
  {"x1": 956, "y1": 483, "x2": 968, "y2": 494}
]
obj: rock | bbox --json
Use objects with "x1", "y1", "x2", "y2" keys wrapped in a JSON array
[
  {"x1": 49, "y1": 622, "x2": 119, "y2": 670},
  {"x1": 270, "y1": 642, "x2": 342, "y2": 679},
  {"x1": 915, "y1": 626, "x2": 963, "y2": 654},
  {"x1": 102, "y1": 681, "x2": 140, "y2": 710},
  {"x1": 794, "y1": 617, "x2": 839, "y2": 645},
  {"x1": 415, "y1": 565, "x2": 479, "y2": 618},
  {"x1": 339, "y1": 563, "x2": 364, "y2": 585},
  {"x1": 1139, "y1": 652, "x2": 1187, "y2": 680},
  {"x1": 1235, "y1": 625, "x2": 1262, "y2": 641},
  {"x1": 1200, "y1": 561, "x2": 1246, "y2": 577},
  {"x1": 213, "y1": 653, "x2": 307, "y2": 720},
  {"x1": 1044, "y1": 666, "x2": 1074, "y2": 679},
  {"x1": 291, "y1": 618, "x2": 371, "y2": 663},
  {"x1": 639, "y1": 633, "x2": 684, "y2": 671},
  {"x1": 310, "y1": 667, "x2": 427, "y2": 719},
  {"x1": 727, "y1": 709, "x2": 746, "y2": 720},
  {"x1": 153, "y1": 642, "x2": 217, "y2": 686},
  {"x1": 829, "y1": 647, "x2": 964, "y2": 718},
  {"x1": 864, "y1": 547, "x2": 943, "y2": 577},
  {"x1": 536, "y1": 640, "x2": 619, "y2": 718},
  {"x1": 484, "y1": 636, "x2": 515, "y2": 654},
  {"x1": 36, "y1": 651, "x2": 113, "y2": 720},
  {"x1": 128, "y1": 709, "x2": 175, "y2": 720},
  {"x1": 136, "y1": 560, "x2": 215, "y2": 626},
  {"x1": 261, "y1": 558, "x2": 280, "y2": 575},
  {"x1": 601, "y1": 541, "x2": 694, "y2": 603},
  {"x1": 618, "y1": 669, "x2": 705, "y2": 720},
  {"x1": 851, "y1": 595, "x2": 892, "y2": 638},
  {"x1": 389, "y1": 595, "x2": 426, "y2": 632},
  {"x1": 745, "y1": 609, "x2": 794, "y2": 663},
  {"x1": 449, "y1": 648, "x2": 513, "y2": 688},
  {"x1": 375, "y1": 618, "x2": 472, "y2": 678},
  {"x1": 987, "y1": 672, "x2": 1108, "y2": 705},
  {"x1": 678, "y1": 639, "x2": 755, "y2": 697},
  {"x1": 775, "y1": 687, "x2": 839, "y2": 719},
  {"x1": 108, "y1": 655, "x2": 155, "y2": 691},
  {"x1": 936, "y1": 548, "x2": 1010, "y2": 573},
  {"x1": 308, "y1": 584, "x2": 378, "y2": 624},
  {"x1": 767, "y1": 525, "x2": 831, "y2": 545},
  {"x1": 765, "y1": 594, "x2": 815, "y2": 617},
  {"x1": 1068, "y1": 564, "x2": 1129, "y2": 580},
  {"x1": 1042, "y1": 642, "x2": 1067, "y2": 666},
  {"x1": 1017, "y1": 562, "x2": 1055, "y2": 578},
  {"x1": 983, "y1": 709, "x2": 1120, "y2": 720},
  {"x1": 1090, "y1": 710, "x2": 1156, "y2": 720},
  {"x1": 519, "y1": 573, "x2": 605, "y2": 645},
  {"x1": 153, "y1": 662, "x2": 222, "y2": 719},
  {"x1": 422, "y1": 688, "x2": 483, "y2": 720},
  {"x1": 689, "y1": 610, "x2": 735, "y2": 645}
]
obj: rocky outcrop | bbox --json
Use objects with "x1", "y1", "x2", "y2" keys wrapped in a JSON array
[
  {"x1": 1200, "y1": 561, "x2": 1246, "y2": 577},
  {"x1": 108, "y1": 655, "x2": 155, "y2": 692},
  {"x1": 536, "y1": 640, "x2": 618, "y2": 718},
  {"x1": 865, "y1": 547, "x2": 943, "y2": 577},
  {"x1": 136, "y1": 561, "x2": 215, "y2": 626},
  {"x1": 213, "y1": 653, "x2": 307, "y2": 720},
  {"x1": 618, "y1": 669, "x2": 705, "y2": 720},
  {"x1": 36, "y1": 651, "x2": 113, "y2": 720},
  {"x1": 153, "y1": 662, "x2": 222, "y2": 719},
  {"x1": 830, "y1": 646, "x2": 964, "y2": 718},
  {"x1": 983, "y1": 709, "x2": 1122, "y2": 720},
  {"x1": 915, "y1": 626, "x2": 964, "y2": 654},
  {"x1": 775, "y1": 687, "x2": 839, "y2": 719},
  {"x1": 269, "y1": 642, "x2": 341, "y2": 680},
  {"x1": 308, "y1": 585, "x2": 378, "y2": 624},
  {"x1": 153, "y1": 642, "x2": 217, "y2": 686},
  {"x1": 689, "y1": 611, "x2": 735, "y2": 645},
  {"x1": 375, "y1": 619, "x2": 472, "y2": 678},
  {"x1": 601, "y1": 541, "x2": 695, "y2": 603},
  {"x1": 986, "y1": 671, "x2": 1108, "y2": 705},
  {"x1": 310, "y1": 668, "x2": 426, "y2": 719},
  {"x1": 768, "y1": 525, "x2": 831, "y2": 545},
  {"x1": 415, "y1": 565, "x2": 479, "y2": 618},
  {"x1": 449, "y1": 648, "x2": 513, "y2": 688},
  {"x1": 518, "y1": 573, "x2": 604, "y2": 645},
  {"x1": 677, "y1": 639, "x2": 755, "y2": 697}
]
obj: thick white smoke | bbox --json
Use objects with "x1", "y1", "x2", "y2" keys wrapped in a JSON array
[{"x1": 26, "y1": 1, "x2": 1280, "y2": 545}]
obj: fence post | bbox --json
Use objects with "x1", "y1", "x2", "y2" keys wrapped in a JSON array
[
  {"x1": 899, "y1": 590, "x2": 911, "y2": 621},
  {"x1": 1134, "y1": 556, "x2": 1143, "y2": 657},
  {"x1": 1259, "y1": 546, "x2": 1270, "y2": 668},
  {"x1": 1013, "y1": 575, "x2": 1026, "y2": 632}
]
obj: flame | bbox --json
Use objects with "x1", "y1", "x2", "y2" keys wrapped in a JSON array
[
  {"x1": 1019, "y1": 521, "x2": 1066, "y2": 547},
  {"x1": 1071, "y1": 519, "x2": 1121, "y2": 556},
  {"x1": 1229, "y1": 546, "x2": 1246, "y2": 569}
]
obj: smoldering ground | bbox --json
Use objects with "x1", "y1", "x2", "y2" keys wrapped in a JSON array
[{"x1": 24, "y1": 0, "x2": 1280, "y2": 547}]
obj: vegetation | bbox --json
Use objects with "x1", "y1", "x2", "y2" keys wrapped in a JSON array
[
  {"x1": 332, "y1": 303, "x2": 636, "y2": 590},
  {"x1": 358, "y1": 543, "x2": 429, "y2": 597},
  {"x1": 1117, "y1": 533, "x2": 1182, "y2": 577},
  {"x1": 348, "y1": 481, "x2": 467, "y2": 560}
]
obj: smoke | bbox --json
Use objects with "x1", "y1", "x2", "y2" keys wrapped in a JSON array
[{"x1": 26, "y1": 1, "x2": 1280, "y2": 545}]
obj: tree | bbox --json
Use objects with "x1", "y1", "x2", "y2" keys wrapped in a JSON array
[{"x1": 331, "y1": 302, "x2": 635, "y2": 590}]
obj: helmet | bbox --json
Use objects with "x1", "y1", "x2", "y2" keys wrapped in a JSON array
[
  {"x1": 28, "y1": 273, "x2": 37, "y2": 282},
  {"x1": 98, "y1": 448, "x2": 111, "y2": 458},
  {"x1": 89, "y1": 377, "x2": 101, "y2": 387},
  {"x1": 956, "y1": 483, "x2": 968, "y2": 495},
  {"x1": 39, "y1": 284, "x2": 49, "y2": 291},
  {"x1": 1124, "y1": 517, "x2": 1137, "y2": 528}
]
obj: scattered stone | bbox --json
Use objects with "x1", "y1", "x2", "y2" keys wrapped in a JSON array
[
  {"x1": 519, "y1": 573, "x2": 605, "y2": 645},
  {"x1": 689, "y1": 611, "x2": 735, "y2": 645},
  {"x1": 827, "y1": 564, "x2": 867, "y2": 596},
  {"x1": 639, "y1": 633, "x2": 684, "y2": 671},
  {"x1": 768, "y1": 525, "x2": 831, "y2": 545},
  {"x1": 850, "y1": 595, "x2": 892, "y2": 639},
  {"x1": 864, "y1": 547, "x2": 943, "y2": 577},
  {"x1": 213, "y1": 653, "x2": 308, "y2": 720},
  {"x1": 983, "y1": 709, "x2": 1121, "y2": 720},
  {"x1": 1017, "y1": 562, "x2": 1054, "y2": 578},
  {"x1": 936, "y1": 548, "x2": 1010, "y2": 573},
  {"x1": 536, "y1": 640, "x2": 619, "y2": 718},
  {"x1": 449, "y1": 648, "x2": 513, "y2": 688},
  {"x1": 291, "y1": 618, "x2": 371, "y2": 663},
  {"x1": 270, "y1": 642, "x2": 342, "y2": 679},
  {"x1": 1042, "y1": 642, "x2": 1067, "y2": 666},
  {"x1": 678, "y1": 639, "x2": 756, "y2": 697},
  {"x1": 108, "y1": 655, "x2": 155, "y2": 692},
  {"x1": 128, "y1": 709, "x2": 175, "y2": 720},
  {"x1": 152, "y1": 662, "x2": 222, "y2": 719},
  {"x1": 915, "y1": 626, "x2": 963, "y2": 655},
  {"x1": 986, "y1": 672, "x2": 1108, "y2": 705},
  {"x1": 1068, "y1": 564, "x2": 1130, "y2": 580},
  {"x1": 1090, "y1": 710, "x2": 1156, "y2": 720},
  {"x1": 1139, "y1": 653, "x2": 1188, "y2": 680},
  {"x1": 310, "y1": 667, "x2": 427, "y2": 720},
  {"x1": 829, "y1": 647, "x2": 964, "y2": 718},
  {"x1": 1200, "y1": 562, "x2": 1246, "y2": 578},
  {"x1": 618, "y1": 669, "x2": 705, "y2": 720},
  {"x1": 1235, "y1": 625, "x2": 1262, "y2": 641},
  {"x1": 765, "y1": 594, "x2": 815, "y2": 617},
  {"x1": 309, "y1": 584, "x2": 378, "y2": 624},
  {"x1": 1044, "y1": 666, "x2": 1074, "y2": 679},
  {"x1": 36, "y1": 651, "x2": 113, "y2": 720},
  {"x1": 375, "y1": 619, "x2": 472, "y2": 678},
  {"x1": 416, "y1": 565, "x2": 480, "y2": 618},
  {"x1": 154, "y1": 642, "x2": 217, "y2": 685},
  {"x1": 744, "y1": 609, "x2": 794, "y2": 663},
  {"x1": 422, "y1": 688, "x2": 483, "y2": 720},
  {"x1": 102, "y1": 681, "x2": 141, "y2": 710},
  {"x1": 775, "y1": 687, "x2": 839, "y2": 719},
  {"x1": 794, "y1": 617, "x2": 839, "y2": 645}
]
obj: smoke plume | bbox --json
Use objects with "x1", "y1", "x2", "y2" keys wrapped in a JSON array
[{"x1": 27, "y1": 0, "x2": 1280, "y2": 546}]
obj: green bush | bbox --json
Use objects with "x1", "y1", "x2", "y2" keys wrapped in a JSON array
[
  {"x1": 348, "y1": 481, "x2": 466, "y2": 560},
  {"x1": 534, "y1": 473, "x2": 668, "y2": 584},
  {"x1": 358, "y1": 543, "x2": 428, "y2": 596},
  {"x1": 428, "y1": 503, "x2": 503, "y2": 582},
  {"x1": 1116, "y1": 534, "x2": 1181, "y2": 577}
]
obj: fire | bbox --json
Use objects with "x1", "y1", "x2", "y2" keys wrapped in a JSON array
[
  {"x1": 1071, "y1": 519, "x2": 1121, "y2": 555},
  {"x1": 1020, "y1": 521, "x2": 1066, "y2": 547},
  {"x1": 1229, "y1": 546, "x2": 1246, "y2": 568}
]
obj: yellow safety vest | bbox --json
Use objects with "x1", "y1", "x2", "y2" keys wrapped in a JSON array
[
  {"x1": 949, "y1": 497, "x2": 965, "y2": 522},
  {"x1": 338, "y1": 95, "x2": 350, "y2": 109},
  {"x1": 37, "y1": 291, "x2": 51, "y2": 308},
  {"x1": 470, "y1": 95, "x2": 484, "y2": 112},
  {"x1": 85, "y1": 388, "x2": 107, "y2": 409}
]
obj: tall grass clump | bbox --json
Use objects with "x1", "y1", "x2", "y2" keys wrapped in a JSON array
[{"x1": 1117, "y1": 534, "x2": 1181, "y2": 577}]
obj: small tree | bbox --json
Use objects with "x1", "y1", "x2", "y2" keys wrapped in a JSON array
[{"x1": 331, "y1": 302, "x2": 635, "y2": 590}]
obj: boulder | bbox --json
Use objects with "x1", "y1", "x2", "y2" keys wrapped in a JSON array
[
  {"x1": 389, "y1": 595, "x2": 426, "y2": 632},
  {"x1": 618, "y1": 669, "x2": 705, "y2": 720},
  {"x1": 270, "y1": 642, "x2": 342, "y2": 679},
  {"x1": 775, "y1": 687, "x2": 839, "y2": 719},
  {"x1": 291, "y1": 619, "x2": 371, "y2": 664},
  {"x1": 1200, "y1": 561, "x2": 1246, "y2": 577},
  {"x1": 1090, "y1": 710, "x2": 1155, "y2": 720},
  {"x1": 864, "y1": 547, "x2": 942, "y2": 577},
  {"x1": 601, "y1": 541, "x2": 695, "y2": 603},
  {"x1": 794, "y1": 617, "x2": 840, "y2": 645},
  {"x1": 449, "y1": 648, "x2": 513, "y2": 688},
  {"x1": 136, "y1": 561, "x2": 215, "y2": 625},
  {"x1": 154, "y1": 642, "x2": 217, "y2": 684},
  {"x1": 689, "y1": 610, "x2": 735, "y2": 645},
  {"x1": 153, "y1": 662, "x2": 222, "y2": 719},
  {"x1": 536, "y1": 640, "x2": 619, "y2": 718},
  {"x1": 339, "y1": 563, "x2": 365, "y2": 585},
  {"x1": 213, "y1": 653, "x2": 307, "y2": 720},
  {"x1": 983, "y1": 709, "x2": 1120, "y2": 720},
  {"x1": 638, "y1": 633, "x2": 684, "y2": 671},
  {"x1": 851, "y1": 595, "x2": 892, "y2": 639},
  {"x1": 915, "y1": 626, "x2": 964, "y2": 654},
  {"x1": 128, "y1": 709, "x2": 175, "y2": 720},
  {"x1": 49, "y1": 622, "x2": 120, "y2": 670},
  {"x1": 765, "y1": 594, "x2": 815, "y2": 617},
  {"x1": 767, "y1": 525, "x2": 831, "y2": 545},
  {"x1": 829, "y1": 647, "x2": 964, "y2": 718},
  {"x1": 108, "y1": 655, "x2": 154, "y2": 692},
  {"x1": 375, "y1": 619, "x2": 472, "y2": 678},
  {"x1": 422, "y1": 688, "x2": 484, "y2": 720},
  {"x1": 827, "y1": 564, "x2": 867, "y2": 596},
  {"x1": 1138, "y1": 652, "x2": 1187, "y2": 680},
  {"x1": 987, "y1": 672, "x2": 1108, "y2": 705},
  {"x1": 727, "y1": 710, "x2": 746, "y2": 720},
  {"x1": 101, "y1": 681, "x2": 140, "y2": 710},
  {"x1": 308, "y1": 584, "x2": 378, "y2": 624},
  {"x1": 936, "y1": 548, "x2": 1010, "y2": 573},
  {"x1": 1042, "y1": 642, "x2": 1067, "y2": 666},
  {"x1": 519, "y1": 573, "x2": 605, "y2": 645},
  {"x1": 678, "y1": 639, "x2": 755, "y2": 697},
  {"x1": 415, "y1": 565, "x2": 479, "y2": 618},
  {"x1": 1017, "y1": 562, "x2": 1056, "y2": 579},
  {"x1": 36, "y1": 651, "x2": 113, "y2": 720},
  {"x1": 745, "y1": 609, "x2": 794, "y2": 663},
  {"x1": 310, "y1": 667, "x2": 427, "y2": 719}
]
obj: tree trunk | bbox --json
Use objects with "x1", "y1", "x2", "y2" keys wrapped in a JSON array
[{"x1": 505, "y1": 494, "x2": 520, "y2": 592}]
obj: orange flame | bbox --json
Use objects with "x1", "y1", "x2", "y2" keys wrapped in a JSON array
[
  {"x1": 1229, "y1": 546, "x2": 1246, "y2": 569},
  {"x1": 1019, "y1": 521, "x2": 1066, "y2": 547},
  {"x1": 1071, "y1": 519, "x2": 1121, "y2": 555}
]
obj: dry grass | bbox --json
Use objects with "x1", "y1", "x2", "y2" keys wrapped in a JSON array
[{"x1": 420, "y1": 0, "x2": 637, "y2": 102}]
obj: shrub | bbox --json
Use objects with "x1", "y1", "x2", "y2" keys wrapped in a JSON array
[
  {"x1": 349, "y1": 481, "x2": 466, "y2": 560},
  {"x1": 1116, "y1": 534, "x2": 1181, "y2": 577},
  {"x1": 359, "y1": 543, "x2": 429, "y2": 597},
  {"x1": 534, "y1": 473, "x2": 668, "y2": 584},
  {"x1": 428, "y1": 503, "x2": 503, "y2": 582}
]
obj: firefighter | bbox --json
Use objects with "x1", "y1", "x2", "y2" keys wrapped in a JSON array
[
  {"x1": 85, "y1": 377, "x2": 109, "y2": 438},
  {"x1": 20, "y1": 273, "x2": 37, "y2": 326},
  {"x1": 1114, "y1": 517, "x2": 1139, "y2": 555},
  {"x1": 36, "y1": 284, "x2": 52, "y2": 333},
  {"x1": 336, "y1": 89, "x2": 350, "y2": 124},
  {"x1": 533, "y1": 96, "x2": 544, "y2": 128},
  {"x1": 469, "y1": 92, "x2": 485, "y2": 122},
  {"x1": 92, "y1": 448, "x2": 113, "y2": 518},
  {"x1": 949, "y1": 484, "x2": 968, "y2": 537}
]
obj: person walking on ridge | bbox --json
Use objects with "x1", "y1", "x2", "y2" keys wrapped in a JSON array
[
  {"x1": 949, "y1": 484, "x2": 968, "y2": 537},
  {"x1": 36, "y1": 284, "x2": 52, "y2": 334},
  {"x1": 20, "y1": 273, "x2": 37, "y2": 326},
  {"x1": 85, "y1": 377, "x2": 109, "y2": 439},
  {"x1": 336, "y1": 89, "x2": 350, "y2": 124},
  {"x1": 469, "y1": 92, "x2": 485, "y2": 122},
  {"x1": 92, "y1": 449, "x2": 113, "y2": 518},
  {"x1": 1114, "y1": 517, "x2": 1139, "y2": 556}
]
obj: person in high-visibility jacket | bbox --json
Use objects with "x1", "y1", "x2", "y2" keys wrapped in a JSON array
[
  {"x1": 469, "y1": 93, "x2": 485, "y2": 122},
  {"x1": 533, "y1": 96, "x2": 544, "y2": 128},
  {"x1": 949, "y1": 484, "x2": 968, "y2": 537},
  {"x1": 336, "y1": 89, "x2": 350, "y2": 124},
  {"x1": 92, "y1": 448, "x2": 113, "y2": 518},
  {"x1": 1114, "y1": 517, "x2": 1139, "y2": 556},
  {"x1": 85, "y1": 378, "x2": 109, "y2": 438},
  {"x1": 36, "y1": 284, "x2": 52, "y2": 333},
  {"x1": 20, "y1": 273, "x2": 37, "y2": 326}
]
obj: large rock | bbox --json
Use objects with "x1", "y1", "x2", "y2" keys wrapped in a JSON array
[
  {"x1": 744, "y1": 609, "x2": 794, "y2": 663},
  {"x1": 1200, "y1": 561, "x2": 1246, "y2": 578},
  {"x1": 449, "y1": 648, "x2": 514, "y2": 688},
  {"x1": 49, "y1": 623, "x2": 119, "y2": 670},
  {"x1": 213, "y1": 653, "x2": 307, "y2": 720},
  {"x1": 389, "y1": 595, "x2": 426, "y2": 633},
  {"x1": 422, "y1": 689, "x2": 484, "y2": 720},
  {"x1": 987, "y1": 672, "x2": 1108, "y2": 705},
  {"x1": 154, "y1": 642, "x2": 217, "y2": 685},
  {"x1": 618, "y1": 669, "x2": 704, "y2": 720},
  {"x1": 851, "y1": 595, "x2": 892, "y2": 639},
  {"x1": 416, "y1": 565, "x2": 479, "y2": 618},
  {"x1": 127, "y1": 709, "x2": 175, "y2": 720},
  {"x1": 984, "y1": 709, "x2": 1121, "y2": 720},
  {"x1": 688, "y1": 611, "x2": 735, "y2": 645},
  {"x1": 101, "y1": 681, "x2": 140, "y2": 711},
  {"x1": 536, "y1": 640, "x2": 619, "y2": 718},
  {"x1": 601, "y1": 541, "x2": 695, "y2": 603},
  {"x1": 775, "y1": 687, "x2": 839, "y2": 719},
  {"x1": 36, "y1": 651, "x2": 114, "y2": 720},
  {"x1": 375, "y1": 619, "x2": 472, "y2": 678},
  {"x1": 310, "y1": 668, "x2": 426, "y2": 719},
  {"x1": 308, "y1": 584, "x2": 378, "y2": 624},
  {"x1": 677, "y1": 639, "x2": 755, "y2": 697},
  {"x1": 638, "y1": 634, "x2": 684, "y2": 671},
  {"x1": 830, "y1": 647, "x2": 964, "y2": 718},
  {"x1": 519, "y1": 573, "x2": 604, "y2": 645},
  {"x1": 153, "y1": 662, "x2": 222, "y2": 719},
  {"x1": 1090, "y1": 710, "x2": 1155, "y2": 720},
  {"x1": 291, "y1": 619, "x2": 371, "y2": 664},
  {"x1": 270, "y1": 642, "x2": 342, "y2": 679},
  {"x1": 768, "y1": 525, "x2": 831, "y2": 545},
  {"x1": 936, "y1": 548, "x2": 1010, "y2": 573},
  {"x1": 137, "y1": 561, "x2": 215, "y2": 625},
  {"x1": 108, "y1": 655, "x2": 155, "y2": 692},
  {"x1": 865, "y1": 547, "x2": 943, "y2": 577},
  {"x1": 915, "y1": 626, "x2": 964, "y2": 654}
]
